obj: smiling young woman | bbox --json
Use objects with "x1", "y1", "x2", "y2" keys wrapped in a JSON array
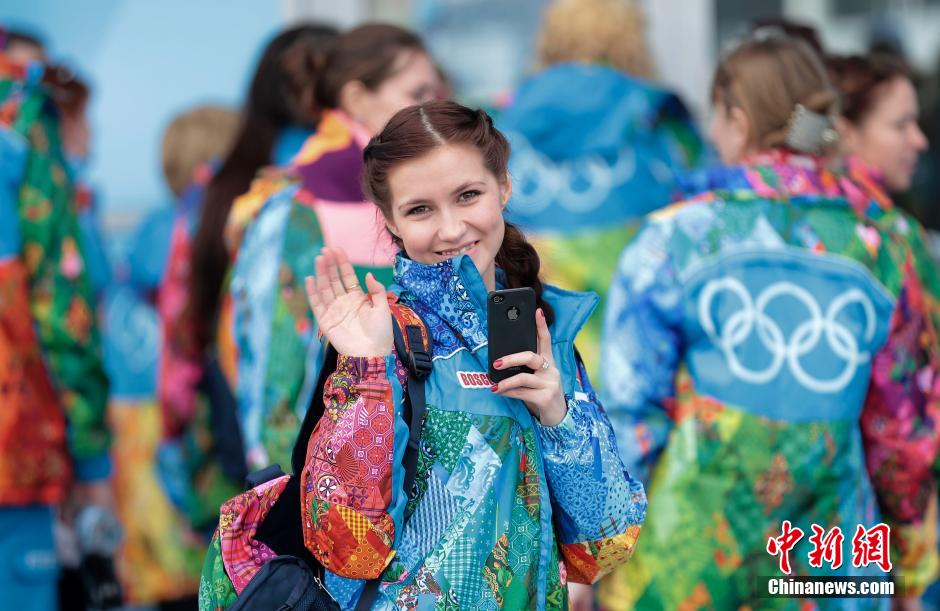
[{"x1": 294, "y1": 101, "x2": 648, "y2": 609}]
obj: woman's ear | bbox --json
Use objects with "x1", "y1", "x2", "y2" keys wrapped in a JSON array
[
  {"x1": 385, "y1": 219, "x2": 399, "y2": 239},
  {"x1": 338, "y1": 80, "x2": 369, "y2": 122},
  {"x1": 728, "y1": 106, "x2": 751, "y2": 158},
  {"x1": 499, "y1": 174, "x2": 512, "y2": 210}
]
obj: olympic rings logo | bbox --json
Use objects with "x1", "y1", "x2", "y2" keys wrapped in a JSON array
[
  {"x1": 698, "y1": 278, "x2": 877, "y2": 393},
  {"x1": 506, "y1": 131, "x2": 638, "y2": 214}
]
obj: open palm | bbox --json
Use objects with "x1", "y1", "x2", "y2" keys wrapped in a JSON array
[{"x1": 304, "y1": 246, "x2": 393, "y2": 357}]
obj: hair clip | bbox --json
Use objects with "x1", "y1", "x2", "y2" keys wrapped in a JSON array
[{"x1": 786, "y1": 104, "x2": 838, "y2": 154}]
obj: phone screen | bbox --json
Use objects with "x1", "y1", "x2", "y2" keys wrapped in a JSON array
[{"x1": 487, "y1": 287, "x2": 538, "y2": 383}]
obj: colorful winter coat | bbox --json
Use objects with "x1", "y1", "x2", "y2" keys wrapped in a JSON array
[
  {"x1": 597, "y1": 150, "x2": 940, "y2": 609},
  {"x1": 106, "y1": 169, "x2": 221, "y2": 605},
  {"x1": 225, "y1": 109, "x2": 396, "y2": 471},
  {"x1": 497, "y1": 63, "x2": 705, "y2": 383},
  {"x1": 159, "y1": 162, "x2": 215, "y2": 438},
  {"x1": 200, "y1": 253, "x2": 647, "y2": 610},
  {"x1": 0, "y1": 53, "x2": 109, "y2": 506}
]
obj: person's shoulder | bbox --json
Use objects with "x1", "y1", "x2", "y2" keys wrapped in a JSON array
[{"x1": 224, "y1": 167, "x2": 299, "y2": 254}]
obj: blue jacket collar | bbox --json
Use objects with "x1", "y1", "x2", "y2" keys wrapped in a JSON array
[{"x1": 391, "y1": 253, "x2": 598, "y2": 357}]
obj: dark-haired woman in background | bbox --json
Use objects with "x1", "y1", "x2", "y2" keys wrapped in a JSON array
[
  {"x1": 599, "y1": 33, "x2": 940, "y2": 609},
  {"x1": 221, "y1": 24, "x2": 441, "y2": 473},
  {"x1": 828, "y1": 54, "x2": 928, "y2": 201},
  {"x1": 829, "y1": 53, "x2": 940, "y2": 608},
  {"x1": 203, "y1": 100, "x2": 646, "y2": 610},
  {"x1": 160, "y1": 23, "x2": 338, "y2": 535}
]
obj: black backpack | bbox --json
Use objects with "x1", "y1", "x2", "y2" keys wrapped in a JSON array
[{"x1": 227, "y1": 303, "x2": 432, "y2": 611}]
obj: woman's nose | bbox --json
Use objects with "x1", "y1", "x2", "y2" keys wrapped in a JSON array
[{"x1": 437, "y1": 210, "x2": 466, "y2": 241}]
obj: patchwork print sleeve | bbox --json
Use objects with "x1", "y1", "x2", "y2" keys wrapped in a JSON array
[
  {"x1": 538, "y1": 358, "x2": 647, "y2": 584},
  {"x1": 300, "y1": 354, "x2": 408, "y2": 579},
  {"x1": 600, "y1": 220, "x2": 683, "y2": 485},
  {"x1": 157, "y1": 210, "x2": 203, "y2": 437},
  {"x1": 861, "y1": 251, "x2": 940, "y2": 595},
  {"x1": 199, "y1": 529, "x2": 240, "y2": 611},
  {"x1": 19, "y1": 112, "x2": 110, "y2": 476},
  {"x1": 230, "y1": 190, "x2": 323, "y2": 469}
]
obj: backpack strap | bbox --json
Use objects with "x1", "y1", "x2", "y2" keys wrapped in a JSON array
[
  {"x1": 355, "y1": 301, "x2": 431, "y2": 611},
  {"x1": 388, "y1": 302, "x2": 432, "y2": 497}
]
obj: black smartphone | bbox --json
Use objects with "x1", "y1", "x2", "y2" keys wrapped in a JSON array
[{"x1": 487, "y1": 287, "x2": 538, "y2": 384}]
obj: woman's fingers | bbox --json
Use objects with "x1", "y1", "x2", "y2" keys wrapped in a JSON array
[
  {"x1": 322, "y1": 247, "x2": 347, "y2": 296},
  {"x1": 536, "y1": 308, "x2": 554, "y2": 364},
  {"x1": 334, "y1": 247, "x2": 361, "y2": 292},
  {"x1": 304, "y1": 275, "x2": 322, "y2": 318},
  {"x1": 493, "y1": 351, "x2": 544, "y2": 371},
  {"x1": 314, "y1": 255, "x2": 337, "y2": 305},
  {"x1": 492, "y1": 372, "x2": 544, "y2": 393},
  {"x1": 364, "y1": 272, "x2": 387, "y2": 309}
]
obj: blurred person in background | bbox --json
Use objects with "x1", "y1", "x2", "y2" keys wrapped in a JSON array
[
  {"x1": 2, "y1": 29, "x2": 111, "y2": 298},
  {"x1": 172, "y1": 23, "x2": 338, "y2": 534},
  {"x1": 598, "y1": 31, "x2": 940, "y2": 609},
  {"x1": 103, "y1": 106, "x2": 238, "y2": 610},
  {"x1": 496, "y1": 0, "x2": 705, "y2": 387},
  {"x1": 0, "y1": 29, "x2": 111, "y2": 611},
  {"x1": 829, "y1": 54, "x2": 928, "y2": 198},
  {"x1": 830, "y1": 53, "x2": 940, "y2": 610},
  {"x1": 221, "y1": 23, "x2": 442, "y2": 474}
]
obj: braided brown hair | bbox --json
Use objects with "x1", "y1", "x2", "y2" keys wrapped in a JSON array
[{"x1": 362, "y1": 101, "x2": 554, "y2": 325}]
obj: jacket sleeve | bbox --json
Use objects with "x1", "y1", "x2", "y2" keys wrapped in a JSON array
[
  {"x1": 19, "y1": 109, "x2": 110, "y2": 480},
  {"x1": 199, "y1": 530, "x2": 240, "y2": 611},
  {"x1": 300, "y1": 354, "x2": 409, "y2": 579},
  {"x1": 538, "y1": 355, "x2": 647, "y2": 584},
  {"x1": 600, "y1": 219, "x2": 684, "y2": 486},
  {"x1": 860, "y1": 240, "x2": 940, "y2": 595},
  {"x1": 158, "y1": 209, "x2": 203, "y2": 437},
  {"x1": 230, "y1": 186, "x2": 324, "y2": 469}
]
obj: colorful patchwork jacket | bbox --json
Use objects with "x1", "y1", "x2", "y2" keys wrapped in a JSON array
[
  {"x1": 497, "y1": 63, "x2": 705, "y2": 383},
  {"x1": 0, "y1": 53, "x2": 110, "y2": 505},
  {"x1": 200, "y1": 253, "x2": 647, "y2": 610},
  {"x1": 224, "y1": 110, "x2": 396, "y2": 471},
  {"x1": 598, "y1": 150, "x2": 940, "y2": 609}
]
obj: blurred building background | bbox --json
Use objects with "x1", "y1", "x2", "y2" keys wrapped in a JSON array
[{"x1": 3, "y1": 0, "x2": 938, "y2": 229}]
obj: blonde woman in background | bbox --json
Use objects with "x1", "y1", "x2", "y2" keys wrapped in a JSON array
[
  {"x1": 496, "y1": 0, "x2": 705, "y2": 398},
  {"x1": 599, "y1": 32, "x2": 940, "y2": 609}
]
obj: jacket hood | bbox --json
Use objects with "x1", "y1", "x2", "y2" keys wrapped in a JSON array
[{"x1": 499, "y1": 63, "x2": 692, "y2": 161}]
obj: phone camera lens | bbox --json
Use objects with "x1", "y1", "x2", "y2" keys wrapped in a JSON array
[
  {"x1": 493, "y1": 295, "x2": 504, "y2": 304},
  {"x1": 507, "y1": 306, "x2": 520, "y2": 321}
]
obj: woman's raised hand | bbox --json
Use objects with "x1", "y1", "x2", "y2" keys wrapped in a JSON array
[{"x1": 304, "y1": 246, "x2": 393, "y2": 357}]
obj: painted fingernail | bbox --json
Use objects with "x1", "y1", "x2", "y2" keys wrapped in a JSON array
[
  {"x1": 494, "y1": 359, "x2": 502, "y2": 368},
  {"x1": 490, "y1": 384, "x2": 498, "y2": 392}
]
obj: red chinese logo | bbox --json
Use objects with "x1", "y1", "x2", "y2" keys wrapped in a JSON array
[
  {"x1": 768, "y1": 522, "x2": 891, "y2": 574},
  {"x1": 766, "y1": 520, "x2": 804, "y2": 575},
  {"x1": 807, "y1": 525, "x2": 844, "y2": 570},
  {"x1": 851, "y1": 523, "x2": 892, "y2": 573}
]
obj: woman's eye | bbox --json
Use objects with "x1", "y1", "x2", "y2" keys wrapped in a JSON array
[
  {"x1": 458, "y1": 190, "x2": 481, "y2": 202},
  {"x1": 406, "y1": 205, "x2": 430, "y2": 216}
]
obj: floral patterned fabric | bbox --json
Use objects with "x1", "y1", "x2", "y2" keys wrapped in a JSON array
[
  {"x1": 158, "y1": 163, "x2": 214, "y2": 438},
  {"x1": 225, "y1": 110, "x2": 397, "y2": 471},
  {"x1": 598, "y1": 151, "x2": 940, "y2": 609},
  {"x1": 0, "y1": 52, "x2": 108, "y2": 505},
  {"x1": 297, "y1": 254, "x2": 647, "y2": 609}
]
